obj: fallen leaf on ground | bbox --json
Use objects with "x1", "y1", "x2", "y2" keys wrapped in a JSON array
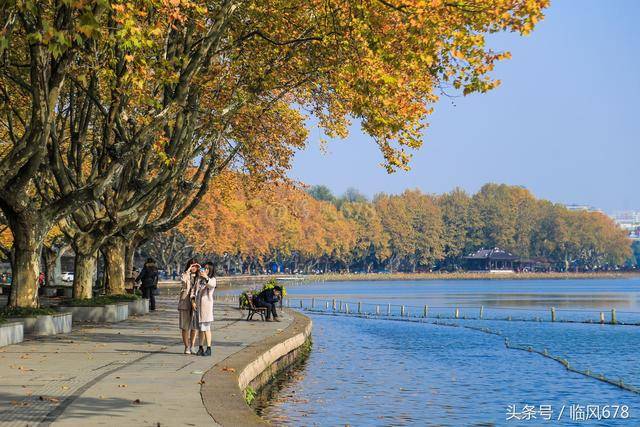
[
  {"x1": 220, "y1": 367, "x2": 236, "y2": 373},
  {"x1": 132, "y1": 399, "x2": 142, "y2": 404},
  {"x1": 61, "y1": 386, "x2": 69, "y2": 390},
  {"x1": 118, "y1": 384, "x2": 127, "y2": 388},
  {"x1": 10, "y1": 400, "x2": 29, "y2": 407},
  {"x1": 197, "y1": 380, "x2": 205, "y2": 385},
  {"x1": 39, "y1": 396, "x2": 60, "y2": 403}
]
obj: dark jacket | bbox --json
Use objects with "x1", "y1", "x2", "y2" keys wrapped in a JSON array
[
  {"x1": 256, "y1": 288, "x2": 280, "y2": 304},
  {"x1": 137, "y1": 264, "x2": 159, "y2": 289}
]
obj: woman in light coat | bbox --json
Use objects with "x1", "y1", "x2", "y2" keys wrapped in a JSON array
[
  {"x1": 190, "y1": 261, "x2": 216, "y2": 356},
  {"x1": 179, "y1": 259, "x2": 199, "y2": 354}
]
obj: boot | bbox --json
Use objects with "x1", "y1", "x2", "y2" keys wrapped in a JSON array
[
  {"x1": 203, "y1": 346, "x2": 211, "y2": 356},
  {"x1": 196, "y1": 346, "x2": 204, "y2": 356}
]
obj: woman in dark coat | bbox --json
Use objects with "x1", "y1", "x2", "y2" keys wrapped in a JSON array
[{"x1": 136, "y1": 258, "x2": 159, "y2": 311}]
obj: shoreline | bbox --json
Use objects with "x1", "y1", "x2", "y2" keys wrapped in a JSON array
[
  {"x1": 193, "y1": 271, "x2": 640, "y2": 286},
  {"x1": 200, "y1": 307, "x2": 313, "y2": 426},
  {"x1": 301, "y1": 271, "x2": 640, "y2": 282}
]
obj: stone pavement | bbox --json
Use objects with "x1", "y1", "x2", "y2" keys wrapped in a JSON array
[{"x1": 0, "y1": 297, "x2": 293, "y2": 426}]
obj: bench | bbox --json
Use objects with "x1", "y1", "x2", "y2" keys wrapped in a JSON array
[{"x1": 244, "y1": 293, "x2": 268, "y2": 321}]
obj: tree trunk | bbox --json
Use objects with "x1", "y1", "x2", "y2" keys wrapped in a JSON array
[
  {"x1": 104, "y1": 237, "x2": 126, "y2": 295},
  {"x1": 43, "y1": 247, "x2": 57, "y2": 288},
  {"x1": 125, "y1": 239, "x2": 139, "y2": 280},
  {"x1": 9, "y1": 221, "x2": 45, "y2": 308},
  {"x1": 73, "y1": 252, "x2": 96, "y2": 299},
  {"x1": 10, "y1": 233, "x2": 42, "y2": 308},
  {"x1": 53, "y1": 245, "x2": 69, "y2": 287}
]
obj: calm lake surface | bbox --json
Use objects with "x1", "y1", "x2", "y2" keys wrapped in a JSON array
[{"x1": 236, "y1": 278, "x2": 640, "y2": 426}]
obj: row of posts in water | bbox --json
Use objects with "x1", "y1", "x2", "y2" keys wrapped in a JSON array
[{"x1": 284, "y1": 298, "x2": 621, "y2": 325}]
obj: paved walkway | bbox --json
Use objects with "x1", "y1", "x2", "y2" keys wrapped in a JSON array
[{"x1": 0, "y1": 297, "x2": 293, "y2": 426}]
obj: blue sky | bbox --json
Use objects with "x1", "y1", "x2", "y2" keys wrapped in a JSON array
[{"x1": 289, "y1": 0, "x2": 639, "y2": 213}]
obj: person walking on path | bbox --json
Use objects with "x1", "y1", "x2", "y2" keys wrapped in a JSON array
[
  {"x1": 254, "y1": 285, "x2": 282, "y2": 322},
  {"x1": 179, "y1": 259, "x2": 199, "y2": 354},
  {"x1": 136, "y1": 258, "x2": 159, "y2": 311},
  {"x1": 190, "y1": 261, "x2": 216, "y2": 356}
]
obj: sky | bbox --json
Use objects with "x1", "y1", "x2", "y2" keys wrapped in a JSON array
[{"x1": 289, "y1": 0, "x2": 640, "y2": 213}]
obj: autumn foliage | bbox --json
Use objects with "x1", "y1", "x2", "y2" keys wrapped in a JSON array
[
  {"x1": 1, "y1": 0, "x2": 549, "y2": 306},
  {"x1": 167, "y1": 176, "x2": 632, "y2": 274}
]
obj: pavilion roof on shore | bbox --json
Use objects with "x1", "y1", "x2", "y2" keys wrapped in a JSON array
[{"x1": 463, "y1": 248, "x2": 519, "y2": 261}]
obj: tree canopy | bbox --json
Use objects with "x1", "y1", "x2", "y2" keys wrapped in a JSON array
[
  {"x1": 0, "y1": 0, "x2": 548, "y2": 306},
  {"x1": 160, "y1": 178, "x2": 632, "y2": 275}
]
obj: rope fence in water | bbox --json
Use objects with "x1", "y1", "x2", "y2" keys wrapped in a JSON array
[
  {"x1": 214, "y1": 294, "x2": 640, "y2": 395},
  {"x1": 282, "y1": 297, "x2": 640, "y2": 326},
  {"x1": 295, "y1": 307, "x2": 640, "y2": 396}
]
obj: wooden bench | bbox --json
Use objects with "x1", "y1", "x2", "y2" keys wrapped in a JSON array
[{"x1": 244, "y1": 293, "x2": 268, "y2": 321}]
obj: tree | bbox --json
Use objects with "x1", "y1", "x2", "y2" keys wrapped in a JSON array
[
  {"x1": 0, "y1": 1, "x2": 196, "y2": 305},
  {"x1": 438, "y1": 188, "x2": 472, "y2": 268},
  {"x1": 141, "y1": 230, "x2": 194, "y2": 278},
  {"x1": 374, "y1": 190, "x2": 442, "y2": 272},
  {"x1": 307, "y1": 185, "x2": 336, "y2": 204},
  {"x1": 1, "y1": 0, "x2": 549, "y2": 306},
  {"x1": 340, "y1": 201, "x2": 389, "y2": 272}
]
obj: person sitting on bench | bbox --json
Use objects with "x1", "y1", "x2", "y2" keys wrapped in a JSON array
[{"x1": 254, "y1": 285, "x2": 282, "y2": 322}]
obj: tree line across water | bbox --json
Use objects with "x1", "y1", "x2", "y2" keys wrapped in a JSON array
[{"x1": 142, "y1": 173, "x2": 633, "y2": 276}]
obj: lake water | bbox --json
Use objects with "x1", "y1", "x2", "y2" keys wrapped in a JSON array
[{"x1": 248, "y1": 278, "x2": 640, "y2": 426}]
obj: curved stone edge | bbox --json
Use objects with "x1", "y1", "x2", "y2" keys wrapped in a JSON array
[{"x1": 201, "y1": 309, "x2": 312, "y2": 427}]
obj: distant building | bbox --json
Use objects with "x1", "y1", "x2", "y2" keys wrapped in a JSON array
[
  {"x1": 611, "y1": 211, "x2": 640, "y2": 231},
  {"x1": 565, "y1": 204, "x2": 603, "y2": 213},
  {"x1": 463, "y1": 248, "x2": 554, "y2": 272},
  {"x1": 463, "y1": 248, "x2": 518, "y2": 272}
]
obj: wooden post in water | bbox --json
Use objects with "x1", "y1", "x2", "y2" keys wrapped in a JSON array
[
  {"x1": 455, "y1": 307, "x2": 459, "y2": 319},
  {"x1": 423, "y1": 305, "x2": 429, "y2": 318},
  {"x1": 479, "y1": 306, "x2": 484, "y2": 319},
  {"x1": 376, "y1": 305, "x2": 380, "y2": 316},
  {"x1": 551, "y1": 307, "x2": 556, "y2": 322},
  {"x1": 339, "y1": 301, "x2": 343, "y2": 311},
  {"x1": 611, "y1": 308, "x2": 617, "y2": 325},
  {"x1": 387, "y1": 304, "x2": 391, "y2": 316},
  {"x1": 311, "y1": 298, "x2": 315, "y2": 309},
  {"x1": 299, "y1": 299, "x2": 303, "y2": 308},
  {"x1": 358, "y1": 302, "x2": 362, "y2": 314},
  {"x1": 325, "y1": 301, "x2": 329, "y2": 310},
  {"x1": 332, "y1": 299, "x2": 336, "y2": 311},
  {"x1": 600, "y1": 312, "x2": 605, "y2": 324},
  {"x1": 345, "y1": 303, "x2": 350, "y2": 314},
  {"x1": 401, "y1": 305, "x2": 405, "y2": 317}
]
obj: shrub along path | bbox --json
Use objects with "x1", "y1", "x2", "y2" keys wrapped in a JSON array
[{"x1": 0, "y1": 296, "x2": 292, "y2": 426}]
